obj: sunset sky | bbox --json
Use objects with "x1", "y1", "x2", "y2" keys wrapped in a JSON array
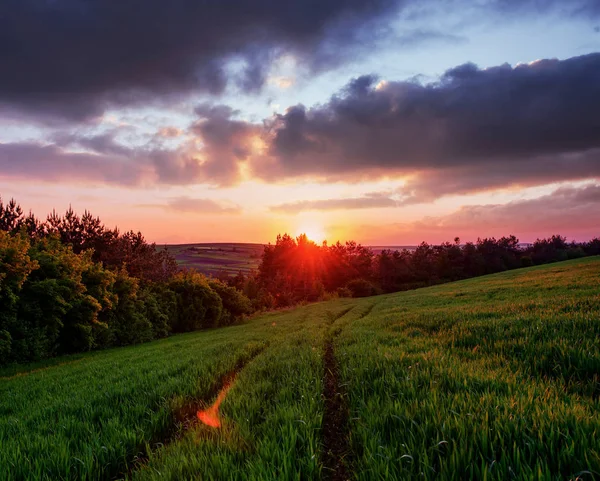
[{"x1": 1, "y1": 0, "x2": 600, "y2": 245}]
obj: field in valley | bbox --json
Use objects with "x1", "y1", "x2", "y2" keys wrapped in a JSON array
[
  {"x1": 1, "y1": 257, "x2": 599, "y2": 480},
  {"x1": 165, "y1": 243, "x2": 264, "y2": 276}
]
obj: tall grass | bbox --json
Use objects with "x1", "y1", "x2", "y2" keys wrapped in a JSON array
[
  {"x1": 336, "y1": 258, "x2": 600, "y2": 480},
  {"x1": 1, "y1": 257, "x2": 599, "y2": 480}
]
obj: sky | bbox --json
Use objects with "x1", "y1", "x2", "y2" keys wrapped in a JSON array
[{"x1": 1, "y1": 0, "x2": 600, "y2": 245}]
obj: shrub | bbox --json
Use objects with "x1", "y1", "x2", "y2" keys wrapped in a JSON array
[
  {"x1": 102, "y1": 269, "x2": 154, "y2": 346},
  {"x1": 0, "y1": 330, "x2": 11, "y2": 361},
  {"x1": 520, "y1": 256, "x2": 533, "y2": 268},
  {"x1": 140, "y1": 283, "x2": 176, "y2": 339},
  {"x1": 346, "y1": 278, "x2": 380, "y2": 298},
  {"x1": 18, "y1": 237, "x2": 102, "y2": 359},
  {"x1": 253, "y1": 289, "x2": 276, "y2": 311},
  {"x1": 567, "y1": 247, "x2": 586, "y2": 259},
  {"x1": 0, "y1": 232, "x2": 37, "y2": 363},
  {"x1": 168, "y1": 271, "x2": 223, "y2": 332},
  {"x1": 208, "y1": 279, "x2": 252, "y2": 325},
  {"x1": 336, "y1": 286, "x2": 352, "y2": 298}
]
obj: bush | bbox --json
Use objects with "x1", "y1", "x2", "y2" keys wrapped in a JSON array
[
  {"x1": 18, "y1": 237, "x2": 102, "y2": 359},
  {"x1": 520, "y1": 256, "x2": 533, "y2": 267},
  {"x1": 0, "y1": 232, "x2": 37, "y2": 363},
  {"x1": 346, "y1": 278, "x2": 380, "y2": 298},
  {"x1": 567, "y1": 247, "x2": 586, "y2": 259},
  {"x1": 0, "y1": 330, "x2": 11, "y2": 360},
  {"x1": 208, "y1": 279, "x2": 252, "y2": 325},
  {"x1": 336, "y1": 287, "x2": 352, "y2": 298},
  {"x1": 252, "y1": 289, "x2": 276, "y2": 311},
  {"x1": 102, "y1": 270, "x2": 154, "y2": 346},
  {"x1": 140, "y1": 283, "x2": 176, "y2": 339},
  {"x1": 168, "y1": 271, "x2": 223, "y2": 332}
]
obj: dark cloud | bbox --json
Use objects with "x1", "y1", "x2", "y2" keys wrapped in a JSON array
[
  {"x1": 190, "y1": 103, "x2": 262, "y2": 185},
  {"x1": 0, "y1": 0, "x2": 403, "y2": 122},
  {"x1": 3, "y1": 52, "x2": 600, "y2": 197},
  {"x1": 3, "y1": 0, "x2": 599, "y2": 123},
  {"x1": 52, "y1": 131, "x2": 133, "y2": 157},
  {"x1": 270, "y1": 193, "x2": 397, "y2": 214},
  {"x1": 256, "y1": 53, "x2": 600, "y2": 199},
  {"x1": 440, "y1": 0, "x2": 600, "y2": 18}
]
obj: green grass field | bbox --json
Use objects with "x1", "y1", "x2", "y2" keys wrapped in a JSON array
[{"x1": 1, "y1": 258, "x2": 599, "y2": 480}]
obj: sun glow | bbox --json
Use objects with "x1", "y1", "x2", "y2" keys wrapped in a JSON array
[{"x1": 295, "y1": 223, "x2": 326, "y2": 243}]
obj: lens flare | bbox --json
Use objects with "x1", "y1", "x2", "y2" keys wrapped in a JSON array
[{"x1": 197, "y1": 382, "x2": 232, "y2": 428}]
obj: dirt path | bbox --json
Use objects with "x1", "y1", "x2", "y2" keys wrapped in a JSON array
[
  {"x1": 321, "y1": 306, "x2": 357, "y2": 481},
  {"x1": 322, "y1": 334, "x2": 351, "y2": 481}
]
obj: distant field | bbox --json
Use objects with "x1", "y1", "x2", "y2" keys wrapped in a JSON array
[
  {"x1": 165, "y1": 243, "x2": 423, "y2": 276},
  {"x1": 166, "y1": 243, "x2": 264, "y2": 275},
  {"x1": 1, "y1": 257, "x2": 599, "y2": 480}
]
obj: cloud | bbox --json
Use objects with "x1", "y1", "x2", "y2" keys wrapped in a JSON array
[
  {"x1": 268, "y1": 77, "x2": 295, "y2": 89},
  {"x1": 254, "y1": 53, "x2": 600, "y2": 200},
  {"x1": 0, "y1": 142, "x2": 151, "y2": 185},
  {"x1": 410, "y1": 183, "x2": 600, "y2": 238},
  {"x1": 190, "y1": 104, "x2": 263, "y2": 185},
  {"x1": 348, "y1": 183, "x2": 600, "y2": 244},
  {"x1": 163, "y1": 197, "x2": 241, "y2": 214},
  {"x1": 393, "y1": 29, "x2": 468, "y2": 47},
  {"x1": 0, "y1": 0, "x2": 404, "y2": 122},
  {"x1": 156, "y1": 127, "x2": 184, "y2": 138},
  {"x1": 490, "y1": 0, "x2": 600, "y2": 17},
  {"x1": 0, "y1": 105, "x2": 262, "y2": 187},
  {"x1": 270, "y1": 193, "x2": 398, "y2": 213},
  {"x1": 3, "y1": 53, "x2": 600, "y2": 196},
  {"x1": 0, "y1": 135, "x2": 212, "y2": 187},
  {"x1": 4, "y1": 0, "x2": 600, "y2": 123}
]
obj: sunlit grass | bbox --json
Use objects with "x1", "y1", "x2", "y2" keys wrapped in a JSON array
[
  {"x1": 337, "y1": 258, "x2": 600, "y2": 480},
  {"x1": 1, "y1": 257, "x2": 598, "y2": 480}
]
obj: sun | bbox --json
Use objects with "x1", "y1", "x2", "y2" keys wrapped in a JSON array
[{"x1": 295, "y1": 223, "x2": 326, "y2": 243}]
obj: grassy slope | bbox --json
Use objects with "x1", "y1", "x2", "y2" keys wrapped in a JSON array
[
  {"x1": 337, "y1": 258, "x2": 600, "y2": 480},
  {"x1": 1, "y1": 258, "x2": 598, "y2": 480}
]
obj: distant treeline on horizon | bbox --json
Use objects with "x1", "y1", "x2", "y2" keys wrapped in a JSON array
[
  {"x1": 168, "y1": 242, "x2": 543, "y2": 253},
  {"x1": 1, "y1": 196, "x2": 598, "y2": 366}
]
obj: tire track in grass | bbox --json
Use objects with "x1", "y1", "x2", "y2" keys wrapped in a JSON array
[
  {"x1": 0, "y1": 357, "x2": 87, "y2": 380},
  {"x1": 121, "y1": 343, "x2": 267, "y2": 479},
  {"x1": 356, "y1": 302, "x2": 376, "y2": 321},
  {"x1": 321, "y1": 305, "x2": 360, "y2": 481},
  {"x1": 322, "y1": 301, "x2": 378, "y2": 480},
  {"x1": 326, "y1": 306, "x2": 355, "y2": 324},
  {"x1": 322, "y1": 331, "x2": 351, "y2": 481}
]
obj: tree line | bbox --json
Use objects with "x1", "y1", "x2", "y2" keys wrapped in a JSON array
[
  {"x1": 0, "y1": 198, "x2": 251, "y2": 365},
  {"x1": 1, "y1": 196, "x2": 598, "y2": 366},
  {"x1": 226, "y1": 233, "x2": 600, "y2": 307}
]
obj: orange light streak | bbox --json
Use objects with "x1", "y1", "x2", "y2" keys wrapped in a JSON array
[{"x1": 197, "y1": 382, "x2": 233, "y2": 428}]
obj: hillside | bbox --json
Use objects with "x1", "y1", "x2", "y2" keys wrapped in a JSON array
[{"x1": 1, "y1": 257, "x2": 599, "y2": 480}]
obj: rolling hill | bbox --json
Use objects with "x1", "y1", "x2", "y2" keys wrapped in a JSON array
[{"x1": 1, "y1": 257, "x2": 599, "y2": 480}]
